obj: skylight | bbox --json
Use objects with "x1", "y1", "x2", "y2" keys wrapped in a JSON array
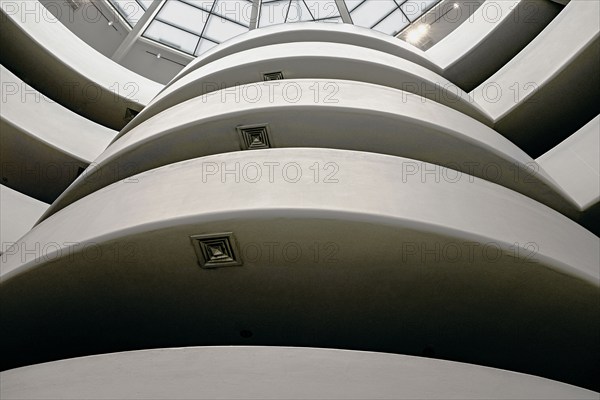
[
  {"x1": 107, "y1": 0, "x2": 153, "y2": 26},
  {"x1": 143, "y1": 0, "x2": 252, "y2": 56},
  {"x1": 259, "y1": 0, "x2": 342, "y2": 27},
  {"x1": 347, "y1": 0, "x2": 440, "y2": 36},
  {"x1": 106, "y1": 0, "x2": 443, "y2": 57}
]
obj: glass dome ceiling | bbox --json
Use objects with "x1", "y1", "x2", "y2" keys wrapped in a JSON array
[
  {"x1": 108, "y1": 0, "x2": 154, "y2": 26},
  {"x1": 107, "y1": 0, "x2": 443, "y2": 57}
]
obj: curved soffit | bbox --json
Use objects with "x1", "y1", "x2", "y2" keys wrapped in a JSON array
[
  {"x1": 39, "y1": 80, "x2": 578, "y2": 223},
  {"x1": 0, "y1": 1, "x2": 162, "y2": 130},
  {"x1": 117, "y1": 41, "x2": 490, "y2": 140},
  {"x1": 1, "y1": 149, "x2": 598, "y2": 389},
  {"x1": 169, "y1": 21, "x2": 440, "y2": 87},
  {"x1": 2, "y1": 347, "x2": 597, "y2": 400}
]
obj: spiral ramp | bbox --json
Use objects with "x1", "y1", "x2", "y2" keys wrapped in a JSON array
[{"x1": 1, "y1": 0, "x2": 598, "y2": 398}]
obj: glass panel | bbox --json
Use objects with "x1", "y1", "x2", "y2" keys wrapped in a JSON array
[
  {"x1": 212, "y1": 0, "x2": 253, "y2": 26},
  {"x1": 350, "y1": 0, "x2": 397, "y2": 28},
  {"x1": 203, "y1": 14, "x2": 249, "y2": 43},
  {"x1": 142, "y1": 0, "x2": 252, "y2": 55},
  {"x1": 315, "y1": 16, "x2": 343, "y2": 24},
  {"x1": 108, "y1": 0, "x2": 146, "y2": 26},
  {"x1": 179, "y1": 0, "x2": 216, "y2": 12},
  {"x1": 286, "y1": 0, "x2": 315, "y2": 23},
  {"x1": 344, "y1": 0, "x2": 364, "y2": 12},
  {"x1": 144, "y1": 20, "x2": 200, "y2": 54},
  {"x1": 259, "y1": 0, "x2": 342, "y2": 27},
  {"x1": 372, "y1": 7, "x2": 409, "y2": 35},
  {"x1": 195, "y1": 38, "x2": 219, "y2": 56},
  {"x1": 139, "y1": 0, "x2": 153, "y2": 9},
  {"x1": 400, "y1": 0, "x2": 438, "y2": 22},
  {"x1": 304, "y1": 0, "x2": 340, "y2": 20},
  {"x1": 134, "y1": 0, "x2": 445, "y2": 57},
  {"x1": 259, "y1": 0, "x2": 288, "y2": 27},
  {"x1": 155, "y1": 0, "x2": 209, "y2": 35}
]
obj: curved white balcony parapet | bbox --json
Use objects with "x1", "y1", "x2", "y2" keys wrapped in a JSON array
[
  {"x1": 45, "y1": 80, "x2": 576, "y2": 224},
  {"x1": 169, "y1": 4, "x2": 559, "y2": 96},
  {"x1": 169, "y1": 22, "x2": 441, "y2": 88},
  {"x1": 0, "y1": 67, "x2": 116, "y2": 162},
  {"x1": 0, "y1": 185, "x2": 48, "y2": 252},
  {"x1": 428, "y1": 0, "x2": 520, "y2": 72},
  {"x1": 1, "y1": 347, "x2": 597, "y2": 400},
  {"x1": 2, "y1": 149, "x2": 598, "y2": 388},
  {"x1": 116, "y1": 42, "x2": 490, "y2": 140},
  {"x1": 427, "y1": 0, "x2": 562, "y2": 91},
  {"x1": 0, "y1": 0, "x2": 162, "y2": 130},
  {"x1": 538, "y1": 115, "x2": 600, "y2": 211},
  {"x1": 471, "y1": 0, "x2": 600, "y2": 157},
  {"x1": 0, "y1": 66, "x2": 116, "y2": 202}
]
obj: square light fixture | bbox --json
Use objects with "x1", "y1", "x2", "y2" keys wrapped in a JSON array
[
  {"x1": 237, "y1": 124, "x2": 271, "y2": 150},
  {"x1": 190, "y1": 232, "x2": 243, "y2": 268},
  {"x1": 124, "y1": 107, "x2": 140, "y2": 122},
  {"x1": 262, "y1": 71, "x2": 285, "y2": 81}
]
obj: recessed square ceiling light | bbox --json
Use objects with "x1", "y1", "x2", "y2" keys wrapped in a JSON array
[
  {"x1": 237, "y1": 124, "x2": 272, "y2": 150},
  {"x1": 190, "y1": 232, "x2": 243, "y2": 268}
]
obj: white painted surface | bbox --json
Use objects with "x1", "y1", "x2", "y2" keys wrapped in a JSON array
[
  {"x1": 1, "y1": 347, "x2": 596, "y2": 399},
  {"x1": 1, "y1": 66, "x2": 116, "y2": 162},
  {"x1": 4, "y1": 148, "x2": 598, "y2": 282},
  {"x1": 48, "y1": 80, "x2": 577, "y2": 223},
  {"x1": 0, "y1": 0, "x2": 163, "y2": 130},
  {"x1": 472, "y1": 0, "x2": 600, "y2": 120},
  {"x1": 538, "y1": 115, "x2": 600, "y2": 210},
  {"x1": 2, "y1": 150, "x2": 598, "y2": 389},
  {"x1": 427, "y1": 0, "x2": 521, "y2": 69},
  {"x1": 171, "y1": 22, "x2": 439, "y2": 87},
  {"x1": 0, "y1": 185, "x2": 48, "y2": 249},
  {"x1": 119, "y1": 42, "x2": 489, "y2": 140},
  {"x1": 0, "y1": 0, "x2": 160, "y2": 105}
]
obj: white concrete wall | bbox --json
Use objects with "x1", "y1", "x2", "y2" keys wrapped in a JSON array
[
  {"x1": 0, "y1": 185, "x2": 48, "y2": 251},
  {"x1": 45, "y1": 80, "x2": 577, "y2": 224},
  {"x1": 118, "y1": 41, "x2": 490, "y2": 139},
  {"x1": 473, "y1": 0, "x2": 599, "y2": 121},
  {"x1": 170, "y1": 22, "x2": 440, "y2": 88},
  {"x1": 2, "y1": 347, "x2": 596, "y2": 399},
  {"x1": 471, "y1": 0, "x2": 600, "y2": 156},
  {"x1": 7, "y1": 148, "x2": 597, "y2": 281},
  {"x1": 427, "y1": 0, "x2": 562, "y2": 90},
  {"x1": 427, "y1": 0, "x2": 522, "y2": 70},
  {"x1": 1, "y1": 66, "x2": 116, "y2": 163},
  {"x1": 2, "y1": 149, "x2": 598, "y2": 388},
  {"x1": 0, "y1": 65, "x2": 116, "y2": 202},
  {"x1": 0, "y1": 0, "x2": 162, "y2": 130},
  {"x1": 170, "y1": 3, "x2": 560, "y2": 94},
  {"x1": 37, "y1": 0, "x2": 128, "y2": 58},
  {"x1": 1, "y1": 0, "x2": 597, "y2": 393},
  {"x1": 538, "y1": 115, "x2": 600, "y2": 211}
]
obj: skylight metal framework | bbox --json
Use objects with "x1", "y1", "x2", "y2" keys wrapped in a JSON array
[
  {"x1": 347, "y1": 0, "x2": 440, "y2": 36},
  {"x1": 105, "y1": 0, "x2": 443, "y2": 57},
  {"x1": 107, "y1": 0, "x2": 153, "y2": 26},
  {"x1": 143, "y1": 0, "x2": 252, "y2": 56},
  {"x1": 258, "y1": 0, "x2": 342, "y2": 27}
]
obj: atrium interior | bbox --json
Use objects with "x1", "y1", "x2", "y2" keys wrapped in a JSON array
[{"x1": 1, "y1": 0, "x2": 599, "y2": 398}]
